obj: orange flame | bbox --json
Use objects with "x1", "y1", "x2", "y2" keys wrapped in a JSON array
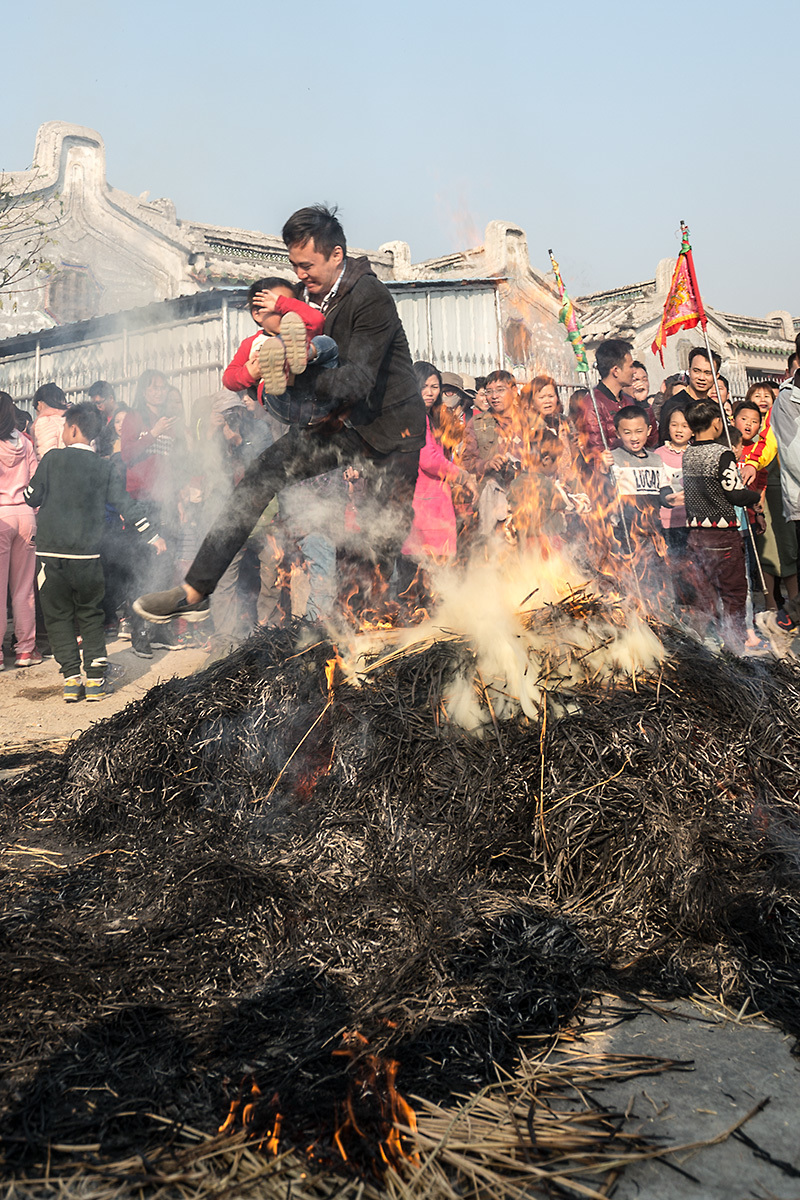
[
  {"x1": 218, "y1": 1040, "x2": 418, "y2": 1176},
  {"x1": 331, "y1": 1031, "x2": 420, "y2": 1171},
  {"x1": 218, "y1": 1077, "x2": 282, "y2": 1156}
]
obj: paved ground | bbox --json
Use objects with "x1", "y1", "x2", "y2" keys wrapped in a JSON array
[{"x1": 588, "y1": 996, "x2": 800, "y2": 1199}]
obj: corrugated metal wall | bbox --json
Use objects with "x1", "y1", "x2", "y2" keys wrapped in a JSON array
[
  {"x1": 389, "y1": 284, "x2": 502, "y2": 377},
  {"x1": 0, "y1": 300, "x2": 255, "y2": 416},
  {"x1": 0, "y1": 281, "x2": 590, "y2": 413}
]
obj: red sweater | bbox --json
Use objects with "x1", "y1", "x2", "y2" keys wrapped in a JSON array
[
  {"x1": 222, "y1": 296, "x2": 326, "y2": 392},
  {"x1": 120, "y1": 411, "x2": 181, "y2": 502}
]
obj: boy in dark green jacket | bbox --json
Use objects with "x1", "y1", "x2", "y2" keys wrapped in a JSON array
[{"x1": 24, "y1": 403, "x2": 166, "y2": 701}]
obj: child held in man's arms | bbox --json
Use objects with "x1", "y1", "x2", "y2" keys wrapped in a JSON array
[
  {"x1": 24, "y1": 403, "x2": 167, "y2": 702},
  {"x1": 222, "y1": 277, "x2": 339, "y2": 426},
  {"x1": 683, "y1": 399, "x2": 761, "y2": 653}
]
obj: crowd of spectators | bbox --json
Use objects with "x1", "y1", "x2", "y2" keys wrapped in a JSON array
[{"x1": 2, "y1": 330, "x2": 800, "y2": 698}]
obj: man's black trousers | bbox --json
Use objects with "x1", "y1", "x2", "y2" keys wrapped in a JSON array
[{"x1": 186, "y1": 424, "x2": 420, "y2": 598}]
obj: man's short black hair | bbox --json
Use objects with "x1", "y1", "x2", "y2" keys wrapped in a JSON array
[
  {"x1": 733, "y1": 400, "x2": 762, "y2": 421},
  {"x1": 613, "y1": 404, "x2": 649, "y2": 430},
  {"x1": 246, "y1": 277, "x2": 296, "y2": 309},
  {"x1": 631, "y1": 360, "x2": 648, "y2": 373},
  {"x1": 595, "y1": 339, "x2": 632, "y2": 380},
  {"x1": 686, "y1": 399, "x2": 722, "y2": 433},
  {"x1": 65, "y1": 402, "x2": 103, "y2": 442},
  {"x1": 86, "y1": 379, "x2": 114, "y2": 402},
  {"x1": 688, "y1": 345, "x2": 722, "y2": 371},
  {"x1": 282, "y1": 205, "x2": 347, "y2": 259},
  {"x1": 484, "y1": 370, "x2": 516, "y2": 388}
]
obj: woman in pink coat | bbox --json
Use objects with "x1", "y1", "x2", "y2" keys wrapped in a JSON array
[
  {"x1": 0, "y1": 392, "x2": 40, "y2": 667},
  {"x1": 398, "y1": 363, "x2": 477, "y2": 600}
]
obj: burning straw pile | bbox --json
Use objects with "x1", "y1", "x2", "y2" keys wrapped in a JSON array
[{"x1": 3, "y1": 582, "x2": 800, "y2": 1195}]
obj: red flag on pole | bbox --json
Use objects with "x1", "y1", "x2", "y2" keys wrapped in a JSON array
[{"x1": 651, "y1": 222, "x2": 706, "y2": 365}]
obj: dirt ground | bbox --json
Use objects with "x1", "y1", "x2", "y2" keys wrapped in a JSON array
[
  {"x1": 0, "y1": 630, "x2": 209, "y2": 750},
  {"x1": 0, "y1": 567, "x2": 315, "y2": 751}
]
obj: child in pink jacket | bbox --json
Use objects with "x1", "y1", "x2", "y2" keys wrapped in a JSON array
[{"x1": 0, "y1": 391, "x2": 40, "y2": 667}]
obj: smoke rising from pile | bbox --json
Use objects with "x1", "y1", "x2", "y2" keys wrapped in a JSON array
[{"x1": 338, "y1": 547, "x2": 665, "y2": 733}]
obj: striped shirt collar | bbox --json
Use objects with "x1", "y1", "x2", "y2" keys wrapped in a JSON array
[{"x1": 304, "y1": 263, "x2": 346, "y2": 315}]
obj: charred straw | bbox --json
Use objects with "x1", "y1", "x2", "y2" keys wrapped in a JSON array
[{"x1": 2, "y1": 613, "x2": 800, "y2": 1182}]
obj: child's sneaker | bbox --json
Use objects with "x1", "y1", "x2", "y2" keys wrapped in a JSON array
[
  {"x1": 131, "y1": 626, "x2": 154, "y2": 658},
  {"x1": 15, "y1": 649, "x2": 44, "y2": 668},
  {"x1": 118, "y1": 617, "x2": 132, "y2": 640},
  {"x1": 85, "y1": 676, "x2": 107, "y2": 702},
  {"x1": 279, "y1": 312, "x2": 309, "y2": 376},
  {"x1": 150, "y1": 625, "x2": 182, "y2": 651},
  {"x1": 258, "y1": 337, "x2": 288, "y2": 397},
  {"x1": 63, "y1": 675, "x2": 85, "y2": 703}
]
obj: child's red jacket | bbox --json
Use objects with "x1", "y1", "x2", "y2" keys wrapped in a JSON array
[{"x1": 223, "y1": 296, "x2": 326, "y2": 392}]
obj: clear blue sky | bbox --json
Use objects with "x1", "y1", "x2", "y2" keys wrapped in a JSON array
[{"x1": 4, "y1": 0, "x2": 798, "y2": 318}]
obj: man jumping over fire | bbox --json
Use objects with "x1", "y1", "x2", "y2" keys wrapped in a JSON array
[{"x1": 133, "y1": 205, "x2": 426, "y2": 626}]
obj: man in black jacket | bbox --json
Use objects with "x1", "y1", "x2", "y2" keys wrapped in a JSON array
[{"x1": 134, "y1": 205, "x2": 425, "y2": 624}]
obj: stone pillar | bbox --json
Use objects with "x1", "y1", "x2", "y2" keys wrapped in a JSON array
[
  {"x1": 766, "y1": 310, "x2": 796, "y2": 342},
  {"x1": 483, "y1": 221, "x2": 531, "y2": 277},
  {"x1": 379, "y1": 240, "x2": 412, "y2": 279},
  {"x1": 655, "y1": 258, "x2": 676, "y2": 295}
]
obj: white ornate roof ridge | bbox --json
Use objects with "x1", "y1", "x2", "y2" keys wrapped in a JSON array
[{"x1": 2, "y1": 122, "x2": 104, "y2": 194}]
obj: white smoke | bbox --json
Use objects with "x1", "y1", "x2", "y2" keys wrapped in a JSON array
[{"x1": 337, "y1": 547, "x2": 664, "y2": 734}]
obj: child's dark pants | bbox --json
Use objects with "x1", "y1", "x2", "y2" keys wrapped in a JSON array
[
  {"x1": 38, "y1": 557, "x2": 107, "y2": 678},
  {"x1": 687, "y1": 528, "x2": 748, "y2": 645}
]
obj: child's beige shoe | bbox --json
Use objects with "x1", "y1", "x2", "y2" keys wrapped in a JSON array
[
  {"x1": 279, "y1": 312, "x2": 309, "y2": 376},
  {"x1": 755, "y1": 610, "x2": 798, "y2": 660},
  {"x1": 258, "y1": 337, "x2": 288, "y2": 397}
]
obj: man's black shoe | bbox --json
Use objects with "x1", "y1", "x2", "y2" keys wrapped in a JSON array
[{"x1": 133, "y1": 586, "x2": 211, "y2": 624}]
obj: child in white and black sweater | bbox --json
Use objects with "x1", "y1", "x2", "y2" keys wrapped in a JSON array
[
  {"x1": 683, "y1": 399, "x2": 761, "y2": 651},
  {"x1": 601, "y1": 407, "x2": 676, "y2": 601}
]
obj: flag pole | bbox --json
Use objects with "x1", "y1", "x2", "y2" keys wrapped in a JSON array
[{"x1": 547, "y1": 249, "x2": 644, "y2": 599}]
